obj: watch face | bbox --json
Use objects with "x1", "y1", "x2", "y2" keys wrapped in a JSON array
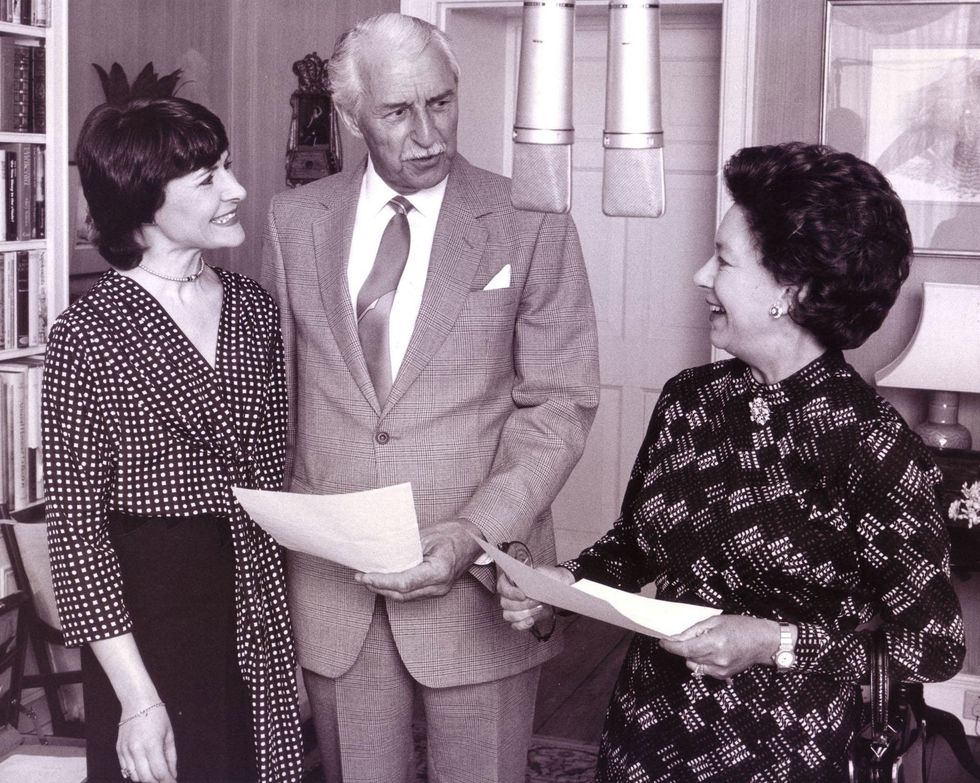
[{"x1": 775, "y1": 650, "x2": 796, "y2": 669}]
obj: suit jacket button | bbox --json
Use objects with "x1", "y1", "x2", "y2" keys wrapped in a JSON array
[{"x1": 375, "y1": 431, "x2": 390, "y2": 444}]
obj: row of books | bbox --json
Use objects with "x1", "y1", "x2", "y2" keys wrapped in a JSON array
[
  {"x1": 0, "y1": 143, "x2": 43, "y2": 240},
  {"x1": 0, "y1": 36, "x2": 44, "y2": 133},
  {"x1": 1, "y1": 248, "x2": 46, "y2": 350},
  {"x1": 0, "y1": 0, "x2": 49, "y2": 27},
  {"x1": 0, "y1": 355, "x2": 43, "y2": 511}
]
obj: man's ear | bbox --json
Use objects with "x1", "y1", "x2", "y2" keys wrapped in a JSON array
[{"x1": 338, "y1": 107, "x2": 364, "y2": 139}]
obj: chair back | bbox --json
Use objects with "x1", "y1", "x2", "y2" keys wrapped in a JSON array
[
  {"x1": 0, "y1": 519, "x2": 84, "y2": 727},
  {"x1": 0, "y1": 591, "x2": 29, "y2": 728}
]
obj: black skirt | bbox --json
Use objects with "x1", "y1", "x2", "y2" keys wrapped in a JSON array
[{"x1": 82, "y1": 512, "x2": 256, "y2": 782}]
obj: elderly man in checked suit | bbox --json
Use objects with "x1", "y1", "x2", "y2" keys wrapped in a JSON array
[{"x1": 262, "y1": 13, "x2": 599, "y2": 783}]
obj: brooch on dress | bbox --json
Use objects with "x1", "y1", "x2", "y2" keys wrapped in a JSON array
[{"x1": 749, "y1": 396, "x2": 770, "y2": 425}]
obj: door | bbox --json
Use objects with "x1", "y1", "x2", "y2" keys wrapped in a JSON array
[{"x1": 447, "y1": 4, "x2": 723, "y2": 560}]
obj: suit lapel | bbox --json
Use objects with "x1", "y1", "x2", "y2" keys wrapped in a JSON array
[
  {"x1": 387, "y1": 158, "x2": 489, "y2": 409},
  {"x1": 311, "y1": 159, "x2": 382, "y2": 414}
]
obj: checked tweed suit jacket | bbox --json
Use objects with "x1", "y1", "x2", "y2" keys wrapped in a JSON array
[{"x1": 262, "y1": 155, "x2": 600, "y2": 688}]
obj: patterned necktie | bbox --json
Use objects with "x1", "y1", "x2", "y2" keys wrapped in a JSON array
[{"x1": 357, "y1": 195, "x2": 413, "y2": 404}]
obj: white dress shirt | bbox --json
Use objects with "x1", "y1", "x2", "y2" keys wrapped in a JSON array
[{"x1": 347, "y1": 158, "x2": 448, "y2": 383}]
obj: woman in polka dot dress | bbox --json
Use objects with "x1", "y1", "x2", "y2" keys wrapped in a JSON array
[{"x1": 42, "y1": 98, "x2": 303, "y2": 782}]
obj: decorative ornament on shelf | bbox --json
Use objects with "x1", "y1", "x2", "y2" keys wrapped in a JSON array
[
  {"x1": 949, "y1": 478, "x2": 980, "y2": 529},
  {"x1": 875, "y1": 282, "x2": 980, "y2": 450},
  {"x1": 92, "y1": 61, "x2": 184, "y2": 104}
]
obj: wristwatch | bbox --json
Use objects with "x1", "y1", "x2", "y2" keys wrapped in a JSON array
[{"x1": 772, "y1": 621, "x2": 796, "y2": 671}]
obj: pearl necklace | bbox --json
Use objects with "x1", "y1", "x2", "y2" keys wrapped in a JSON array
[{"x1": 138, "y1": 256, "x2": 206, "y2": 283}]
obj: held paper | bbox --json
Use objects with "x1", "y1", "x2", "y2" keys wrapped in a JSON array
[
  {"x1": 478, "y1": 537, "x2": 720, "y2": 638},
  {"x1": 233, "y1": 484, "x2": 423, "y2": 573}
]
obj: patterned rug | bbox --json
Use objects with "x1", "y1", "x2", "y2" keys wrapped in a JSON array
[{"x1": 303, "y1": 727, "x2": 599, "y2": 782}]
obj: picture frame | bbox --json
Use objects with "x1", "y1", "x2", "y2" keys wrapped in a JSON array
[{"x1": 821, "y1": 1, "x2": 980, "y2": 257}]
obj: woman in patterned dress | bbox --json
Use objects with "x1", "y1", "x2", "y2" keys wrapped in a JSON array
[
  {"x1": 499, "y1": 142, "x2": 966, "y2": 782},
  {"x1": 42, "y1": 98, "x2": 302, "y2": 783}
]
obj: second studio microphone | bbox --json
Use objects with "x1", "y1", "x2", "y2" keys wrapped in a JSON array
[
  {"x1": 602, "y1": 1, "x2": 666, "y2": 218},
  {"x1": 511, "y1": 0, "x2": 575, "y2": 214}
]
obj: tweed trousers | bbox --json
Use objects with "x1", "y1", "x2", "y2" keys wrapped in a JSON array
[{"x1": 304, "y1": 597, "x2": 540, "y2": 783}]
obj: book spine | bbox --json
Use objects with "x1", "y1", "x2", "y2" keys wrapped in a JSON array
[
  {"x1": 0, "y1": 382, "x2": 7, "y2": 514},
  {"x1": 33, "y1": 145, "x2": 43, "y2": 238},
  {"x1": 4, "y1": 150, "x2": 15, "y2": 242},
  {"x1": 17, "y1": 143, "x2": 33, "y2": 240},
  {"x1": 15, "y1": 249, "x2": 27, "y2": 347},
  {"x1": 0, "y1": 38, "x2": 14, "y2": 133},
  {"x1": 3, "y1": 252, "x2": 15, "y2": 350},
  {"x1": 24, "y1": 357, "x2": 42, "y2": 500},
  {"x1": 0, "y1": 253, "x2": 5, "y2": 349},
  {"x1": 33, "y1": 0, "x2": 49, "y2": 27},
  {"x1": 35, "y1": 247, "x2": 44, "y2": 343},
  {"x1": 30, "y1": 44, "x2": 44, "y2": 133},
  {"x1": 0, "y1": 150, "x2": 6, "y2": 242},
  {"x1": 26, "y1": 247, "x2": 38, "y2": 345},
  {"x1": 0, "y1": 369, "x2": 28, "y2": 509},
  {"x1": 11, "y1": 44, "x2": 30, "y2": 134}
]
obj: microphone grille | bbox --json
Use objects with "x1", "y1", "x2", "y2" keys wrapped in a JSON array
[
  {"x1": 602, "y1": 147, "x2": 666, "y2": 218},
  {"x1": 511, "y1": 143, "x2": 572, "y2": 214}
]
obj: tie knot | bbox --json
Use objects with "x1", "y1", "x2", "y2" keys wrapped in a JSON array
[{"x1": 389, "y1": 196, "x2": 413, "y2": 216}]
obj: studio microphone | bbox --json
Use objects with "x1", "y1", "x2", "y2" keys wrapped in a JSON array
[
  {"x1": 511, "y1": 1, "x2": 575, "y2": 214},
  {"x1": 602, "y1": 1, "x2": 666, "y2": 217}
]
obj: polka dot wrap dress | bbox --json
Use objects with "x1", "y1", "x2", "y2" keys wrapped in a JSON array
[{"x1": 42, "y1": 267, "x2": 303, "y2": 782}]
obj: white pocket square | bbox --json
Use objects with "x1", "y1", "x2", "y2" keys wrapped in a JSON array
[{"x1": 483, "y1": 264, "x2": 511, "y2": 290}]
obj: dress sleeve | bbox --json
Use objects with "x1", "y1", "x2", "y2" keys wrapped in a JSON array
[
  {"x1": 563, "y1": 384, "x2": 674, "y2": 592},
  {"x1": 793, "y1": 423, "x2": 966, "y2": 683},
  {"x1": 249, "y1": 298, "x2": 288, "y2": 492},
  {"x1": 42, "y1": 320, "x2": 131, "y2": 647}
]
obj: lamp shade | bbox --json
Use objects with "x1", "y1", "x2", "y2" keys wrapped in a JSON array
[
  {"x1": 875, "y1": 282, "x2": 980, "y2": 394},
  {"x1": 875, "y1": 281, "x2": 980, "y2": 450}
]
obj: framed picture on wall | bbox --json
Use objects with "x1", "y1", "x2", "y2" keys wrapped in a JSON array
[{"x1": 821, "y1": 1, "x2": 980, "y2": 257}]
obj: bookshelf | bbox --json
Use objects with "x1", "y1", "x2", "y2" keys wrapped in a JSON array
[{"x1": 0, "y1": 1, "x2": 68, "y2": 518}]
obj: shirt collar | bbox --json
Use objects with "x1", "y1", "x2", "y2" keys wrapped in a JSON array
[{"x1": 363, "y1": 156, "x2": 448, "y2": 219}]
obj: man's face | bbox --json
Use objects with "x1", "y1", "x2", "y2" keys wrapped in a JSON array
[{"x1": 344, "y1": 43, "x2": 458, "y2": 194}]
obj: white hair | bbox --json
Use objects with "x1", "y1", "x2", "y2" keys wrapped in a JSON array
[{"x1": 327, "y1": 13, "x2": 460, "y2": 116}]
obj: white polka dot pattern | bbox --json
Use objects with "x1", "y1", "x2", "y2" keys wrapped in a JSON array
[{"x1": 42, "y1": 267, "x2": 303, "y2": 781}]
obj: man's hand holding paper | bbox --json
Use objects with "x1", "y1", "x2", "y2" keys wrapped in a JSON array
[{"x1": 355, "y1": 518, "x2": 486, "y2": 601}]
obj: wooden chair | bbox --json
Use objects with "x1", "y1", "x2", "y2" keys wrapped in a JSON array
[
  {"x1": 0, "y1": 515, "x2": 83, "y2": 737},
  {"x1": 0, "y1": 591, "x2": 29, "y2": 730}
]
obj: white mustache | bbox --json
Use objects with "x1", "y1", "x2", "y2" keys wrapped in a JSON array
[{"x1": 404, "y1": 142, "x2": 447, "y2": 161}]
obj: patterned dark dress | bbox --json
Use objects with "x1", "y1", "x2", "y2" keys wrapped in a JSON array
[
  {"x1": 42, "y1": 268, "x2": 303, "y2": 782},
  {"x1": 565, "y1": 351, "x2": 965, "y2": 783}
]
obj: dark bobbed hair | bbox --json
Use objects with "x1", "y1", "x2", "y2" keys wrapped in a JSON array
[
  {"x1": 723, "y1": 142, "x2": 912, "y2": 350},
  {"x1": 75, "y1": 97, "x2": 229, "y2": 270}
]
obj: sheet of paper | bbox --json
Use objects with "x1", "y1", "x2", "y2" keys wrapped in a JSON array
[
  {"x1": 0, "y1": 753, "x2": 86, "y2": 783},
  {"x1": 233, "y1": 484, "x2": 423, "y2": 573},
  {"x1": 477, "y1": 537, "x2": 720, "y2": 638}
]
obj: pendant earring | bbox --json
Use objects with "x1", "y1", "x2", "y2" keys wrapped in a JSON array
[{"x1": 769, "y1": 304, "x2": 783, "y2": 319}]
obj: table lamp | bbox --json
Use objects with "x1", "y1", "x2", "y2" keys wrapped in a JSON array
[{"x1": 875, "y1": 281, "x2": 980, "y2": 450}]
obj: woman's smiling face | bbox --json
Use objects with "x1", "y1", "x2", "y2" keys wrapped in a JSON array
[
  {"x1": 148, "y1": 150, "x2": 247, "y2": 253},
  {"x1": 693, "y1": 204, "x2": 789, "y2": 366}
]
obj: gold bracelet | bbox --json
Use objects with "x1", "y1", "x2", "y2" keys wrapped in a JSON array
[{"x1": 118, "y1": 701, "x2": 165, "y2": 727}]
